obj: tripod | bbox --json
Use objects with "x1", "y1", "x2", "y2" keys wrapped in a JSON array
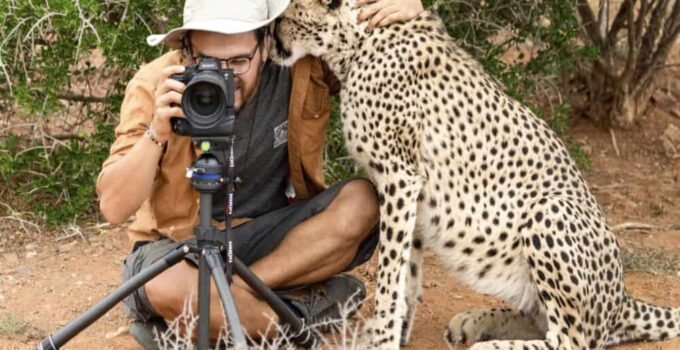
[{"x1": 34, "y1": 138, "x2": 316, "y2": 350}]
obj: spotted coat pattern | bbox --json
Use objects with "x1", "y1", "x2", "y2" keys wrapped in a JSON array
[{"x1": 270, "y1": 1, "x2": 680, "y2": 349}]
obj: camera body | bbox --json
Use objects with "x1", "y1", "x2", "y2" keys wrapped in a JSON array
[{"x1": 170, "y1": 57, "x2": 235, "y2": 141}]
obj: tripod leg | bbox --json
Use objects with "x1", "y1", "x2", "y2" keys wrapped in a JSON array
[
  {"x1": 33, "y1": 245, "x2": 190, "y2": 350},
  {"x1": 204, "y1": 250, "x2": 248, "y2": 350},
  {"x1": 197, "y1": 249, "x2": 212, "y2": 350}
]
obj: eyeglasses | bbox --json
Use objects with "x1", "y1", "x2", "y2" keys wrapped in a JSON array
[{"x1": 194, "y1": 40, "x2": 262, "y2": 76}]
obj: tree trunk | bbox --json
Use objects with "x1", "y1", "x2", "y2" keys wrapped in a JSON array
[
  {"x1": 611, "y1": 79, "x2": 655, "y2": 127},
  {"x1": 585, "y1": 63, "x2": 657, "y2": 128},
  {"x1": 575, "y1": 0, "x2": 680, "y2": 128}
]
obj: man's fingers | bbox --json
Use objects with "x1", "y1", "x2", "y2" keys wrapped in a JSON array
[
  {"x1": 169, "y1": 107, "x2": 184, "y2": 119},
  {"x1": 377, "y1": 12, "x2": 406, "y2": 28},
  {"x1": 357, "y1": 0, "x2": 383, "y2": 22},
  {"x1": 156, "y1": 79, "x2": 186, "y2": 104},
  {"x1": 164, "y1": 91, "x2": 183, "y2": 106},
  {"x1": 161, "y1": 65, "x2": 186, "y2": 78},
  {"x1": 156, "y1": 91, "x2": 183, "y2": 110},
  {"x1": 162, "y1": 78, "x2": 186, "y2": 94},
  {"x1": 367, "y1": 6, "x2": 398, "y2": 31},
  {"x1": 155, "y1": 106, "x2": 184, "y2": 121}
]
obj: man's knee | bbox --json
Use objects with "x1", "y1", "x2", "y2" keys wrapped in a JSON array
[
  {"x1": 145, "y1": 261, "x2": 196, "y2": 319},
  {"x1": 329, "y1": 179, "x2": 379, "y2": 241}
]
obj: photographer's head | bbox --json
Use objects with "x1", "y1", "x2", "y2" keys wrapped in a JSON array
[
  {"x1": 147, "y1": 0, "x2": 289, "y2": 111},
  {"x1": 186, "y1": 29, "x2": 268, "y2": 111}
]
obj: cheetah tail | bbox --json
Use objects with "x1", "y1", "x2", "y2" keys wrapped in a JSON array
[{"x1": 607, "y1": 297, "x2": 680, "y2": 346}]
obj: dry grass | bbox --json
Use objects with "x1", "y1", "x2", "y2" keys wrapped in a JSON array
[
  {"x1": 621, "y1": 243, "x2": 680, "y2": 275},
  {"x1": 152, "y1": 291, "x2": 368, "y2": 350},
  {"x1": 0, "y1": 311, "x2": 43, "y2": 340}
]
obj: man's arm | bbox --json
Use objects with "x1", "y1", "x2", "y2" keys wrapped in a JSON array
[{"x1": 98, "y1": 65, "x2": 186, "y2": 224}]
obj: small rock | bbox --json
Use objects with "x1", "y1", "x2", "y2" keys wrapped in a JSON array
[
  {"x1": 424, "y1": 281, "x2": 439, "y2": 289},
  {"x1": 15, "y1": 266, "x2": 30, "y2": 274},
  {"x1": 58, "y1": 241, "x2": 78, "y2": 253},
  {"x1": 25, "y1": 250, "x2": 37, "y2": 258}
]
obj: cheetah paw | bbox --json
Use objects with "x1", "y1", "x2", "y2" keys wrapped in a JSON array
[{"x1": 444, "y1": 311, "x2": 494, "y2": 345}]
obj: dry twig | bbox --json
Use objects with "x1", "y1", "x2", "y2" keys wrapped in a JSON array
[{"x1": 609, "y1": 129, "x2": 621, "y2": 157}]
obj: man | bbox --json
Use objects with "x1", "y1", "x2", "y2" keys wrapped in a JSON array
[{"x1": 97, "y1": 0, "x2": 423, "y2": 347}]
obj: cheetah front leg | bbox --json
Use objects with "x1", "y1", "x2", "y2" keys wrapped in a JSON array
[
  {"x1": 363, "y1": 172, "x2": 422, "y2": 349},
  {"x1": 400, "y1": 235, "x2": 424, "y2": 346}
]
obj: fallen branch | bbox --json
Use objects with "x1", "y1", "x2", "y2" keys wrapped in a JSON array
[
  {"x1": 609, "y1": 129, "x2": 621, "y2": 157},
  {"x1": 0, "y1": 216, "x2": 42, "y2": 236},
  {"x1": 56, "y1": 92, "x2": 107, "y2": 103},
  {"x1": 611, "y1": 222, "x2": 654, "y2": 231}
]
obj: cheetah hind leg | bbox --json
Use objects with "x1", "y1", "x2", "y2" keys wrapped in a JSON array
[
  {"x1": 400, "y1": 235, "x2": 424, "y2": 346},
  {"x1": 445, "y1": 308, "x2": 544, "y2": 346}
]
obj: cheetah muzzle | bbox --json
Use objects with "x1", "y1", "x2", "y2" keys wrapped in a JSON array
[{"x1": 270, "y1": 0, "x2": 680, "y2": 349}]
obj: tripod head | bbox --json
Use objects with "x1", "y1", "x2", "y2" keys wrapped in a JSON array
[{"x1": 186, "y1": 139, "x2": 240, "y2": 264}]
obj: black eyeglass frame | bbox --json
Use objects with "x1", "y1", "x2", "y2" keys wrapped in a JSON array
[{"x1": 192, "y1": 40, "x2": 262, "y2": 76}]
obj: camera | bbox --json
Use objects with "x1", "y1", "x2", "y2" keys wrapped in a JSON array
[{"x1": 170, "y1": 57, "x2": 235, "y2": 140}]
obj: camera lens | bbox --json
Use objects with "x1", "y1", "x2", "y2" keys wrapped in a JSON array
[
  {"x1": 190, "y1": 82, "x2": 221, "y2": 117},
  {"x1": 181, "y1": 70, "x2": 228, "y2": 128}
]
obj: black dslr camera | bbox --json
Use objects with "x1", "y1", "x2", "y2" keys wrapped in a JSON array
[{"x1": 170, "y1": 57, "x2": 235, "y2": 141}]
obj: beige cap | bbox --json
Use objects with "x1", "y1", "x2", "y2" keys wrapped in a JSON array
[{"x1": 147, "y1": 0, "x2": 290, "y2": 48}]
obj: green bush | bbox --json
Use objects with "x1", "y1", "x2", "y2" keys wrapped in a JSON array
[
  {"x1": 1, "y1": 1, "x2": 183, "y2": 225},
  {"x1": 0, "y1": 123, "x2": 114, "y2": 226}
]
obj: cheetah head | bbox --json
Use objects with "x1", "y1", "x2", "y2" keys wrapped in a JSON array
[{"x1": 270, "y1": 0, "x2": 367, "y2": 76}]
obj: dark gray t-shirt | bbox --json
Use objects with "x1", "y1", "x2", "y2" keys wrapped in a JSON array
[{"x1": 212, "y1": 61, "x2": 291, "y2": 220}]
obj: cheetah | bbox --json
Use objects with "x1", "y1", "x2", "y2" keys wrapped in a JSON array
[{"x1": 270, "y1": 0, "x2": 680, "y2": 349}]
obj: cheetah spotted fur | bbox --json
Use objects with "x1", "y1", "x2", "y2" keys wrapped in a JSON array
[{"x1": 270, "y1": 0, "x2": 680, "y2": 349}]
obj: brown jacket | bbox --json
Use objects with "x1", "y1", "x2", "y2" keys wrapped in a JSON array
[{"x1": 97, "y1": 51, "x2": 339, "y2": 242}]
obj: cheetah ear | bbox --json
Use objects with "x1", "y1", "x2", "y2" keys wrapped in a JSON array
[{"x1": 320, "y1": 0, "x2": 342, "y2": 10}]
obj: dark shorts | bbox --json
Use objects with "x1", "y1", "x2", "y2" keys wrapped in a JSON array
[{"x1": 121, "y1": 178, "x2": 379, "y2": 322}]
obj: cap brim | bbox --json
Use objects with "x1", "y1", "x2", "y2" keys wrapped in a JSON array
[{"x1": 147, "y1": 0, "x2": 289, "y2": 48}]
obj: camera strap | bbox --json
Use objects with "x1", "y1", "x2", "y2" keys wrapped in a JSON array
[{"x1": 224, "y1": 136, "x2": 236, "y2": 283}]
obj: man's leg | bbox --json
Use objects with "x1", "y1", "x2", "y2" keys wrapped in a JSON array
[
  {"x1": 144, "y1": 179, "x2": 379, "y2": 338},
  {"x1": 244, "y1": 179, "x2": 379, "y2": 288},
  {"x1": 146, "y1": 260, "x2": 278, "y2": 339}
]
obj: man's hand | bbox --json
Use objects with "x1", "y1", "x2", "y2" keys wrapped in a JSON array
[
  {"x1": 356, "y1": 0, "x2": 424, "y2": 32},
  {"x1": 151, "y1": 65, "x2": 187, "y2": 143}
]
